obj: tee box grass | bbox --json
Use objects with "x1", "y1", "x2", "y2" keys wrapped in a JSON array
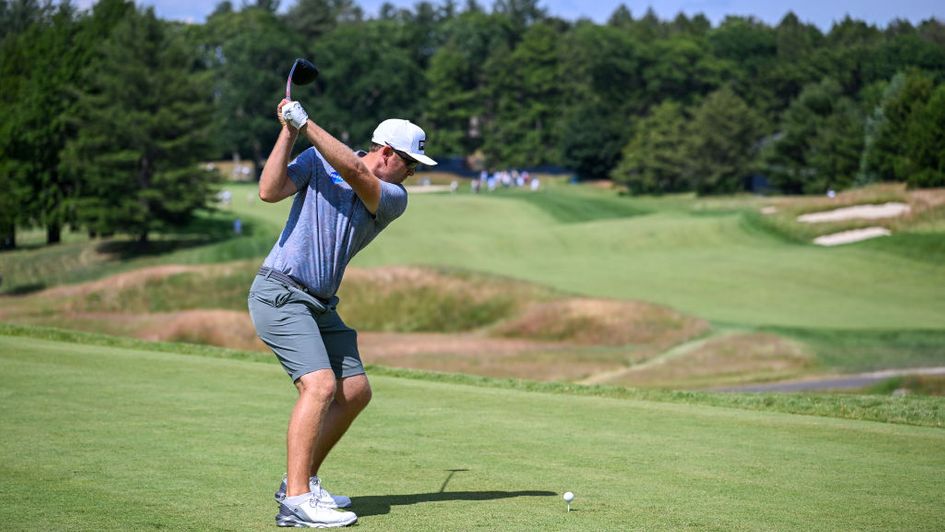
[{"x1": 1, "y1": 333, "x2": 944, "y2": 530}]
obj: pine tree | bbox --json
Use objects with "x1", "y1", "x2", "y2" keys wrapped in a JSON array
[
  {"x1": 0, "y1": 2, "x2": 85, "y2": 245},
  {"x1": 483, "y1": 21, "x2": 562, "y2": 167},
  {"x1": 65, "y1": 6, "x2": 216, "y2": 242},
  {"x1": 903, "y1": 84, "x2": 945, "y2": 187},
  {"x1": 859, "y1": 70, "x2": 934, "y2": 183},
  {"x1": 610, "y1": 101, "x2": 689, "y2": 193},
  {"x1": 686, "y1": 87, "x2": 765, "y2": 195}
]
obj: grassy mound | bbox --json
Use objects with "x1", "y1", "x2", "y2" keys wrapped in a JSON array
[
  {"x1": 338, "y1": 267, "x2": 554, "y2": 332},
  {"x1": 491, "y1": 297, "x2": 708, "y2": 348}
]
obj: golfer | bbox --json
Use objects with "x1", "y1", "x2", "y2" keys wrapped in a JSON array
[{"x1": 248, "y1": 99, "x2": 436, "y2": 528}]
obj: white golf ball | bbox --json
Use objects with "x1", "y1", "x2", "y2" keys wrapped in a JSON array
[{"x1": 563, "y1": 491, "x2": 574, "y2": 502}]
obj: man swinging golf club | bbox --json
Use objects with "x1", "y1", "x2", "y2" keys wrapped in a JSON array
[{"x1": 248, "y1": 95, "x2": 436, "y2": 527}]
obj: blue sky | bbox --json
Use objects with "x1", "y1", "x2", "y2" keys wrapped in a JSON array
[{"x1": 87, "y1": 0, "x2": 944, "y2": 29}]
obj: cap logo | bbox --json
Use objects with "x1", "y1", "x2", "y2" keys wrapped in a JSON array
[{"x1": 418, "y1": 139, "x2": 425, "y2": 152}]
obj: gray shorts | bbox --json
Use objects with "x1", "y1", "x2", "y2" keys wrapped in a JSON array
[{"x1": 248, "y1": 275, "x2": 364, "y2": 382}]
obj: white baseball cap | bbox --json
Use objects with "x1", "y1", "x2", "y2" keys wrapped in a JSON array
[{"x1": 372, "y1": 118, "x2": 437, "y2": 166}]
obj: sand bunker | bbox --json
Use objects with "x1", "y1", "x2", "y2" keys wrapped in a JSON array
[
  {"x1": 797, "y1": 202, "x2": 910, "y2": 223},
  {"x1": 813, "y1": 227, "x2": 891, "y2": 246}
]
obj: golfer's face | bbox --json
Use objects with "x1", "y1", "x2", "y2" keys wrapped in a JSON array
[{"x1": 388, "y1": 147, "x2": 417, "y2": 182}]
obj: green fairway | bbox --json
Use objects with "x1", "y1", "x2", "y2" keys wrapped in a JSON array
[
  {"x1": 225, "y1": 183, "x2": 945, "y2": 329},
  {"x1": 2, "y1": 333, "x2": 943, "y2": 530}
]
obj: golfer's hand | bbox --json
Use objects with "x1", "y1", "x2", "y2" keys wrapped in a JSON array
[
  {"x1": 277, "y1": 99, "x2": 290, "y2": 128},
  {"x1": 281, "y1": 100, "x2": 309, "y2": 130}
]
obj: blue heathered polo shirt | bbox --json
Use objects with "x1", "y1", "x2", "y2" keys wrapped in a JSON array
[{"x1": 261, "y1": 147, "x2": 408, "y2": 299}]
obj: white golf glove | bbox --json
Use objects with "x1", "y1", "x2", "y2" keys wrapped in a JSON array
[{"x1": 282, "y1": 101, "x2": 309, "y2": 130}]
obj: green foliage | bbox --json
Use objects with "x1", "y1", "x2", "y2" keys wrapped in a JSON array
[
  {"x1": 807, "y1": 97, "x2": 865, "y2": 190},
  {"x1": 482, "y1": 21, "x2": 562, "y2": 167},
  {"x1": 610, "y1": 101, "x2": 690, "y2": 193},
  {"x1": 424, "y1": 45, "x2": 472, "y2": 155},
  {"x1": 310, "y1": 21, "x2": 425, "y2": 148},
  {"x1": 764, "y1": 78, "x2": 864, "y2": 193},
  {"x1": 0, "y1": 1, "x2": 85, "y2": 244},
  {"x1": 686, "y1": 86, "x2": 765, "y2": 195},
  {"x1": 281, "y1": 0, "x2": 362, "y2": 41},
  {"x1": 903, "y1": 84, "x2": 945, "y2": 187},
  {"x1": 558, "y1": 23, "x2": 643, "y2": 179},
  {"x1": 859, "y1": 70, "x2": 935, "y2": 184},
  {"x1": 7, "y1": 7, "x2": 945, "y2": 254},
  {"x1": 642, "y1": 36, "x2": 725, "y2": 106},
  {"x1": 64, "y1": 5, "x2": 217, "y2": 241},
  {"x1": 202, "y1": 7, "x2": 299, "y2": 164},
  {"x1": 424, "y1": 8, "x2": 507, "y2": 156}
]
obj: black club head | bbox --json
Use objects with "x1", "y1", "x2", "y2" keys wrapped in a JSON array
[{"x1": 290, "y1": 58, "x2": 319, "y2": 86}]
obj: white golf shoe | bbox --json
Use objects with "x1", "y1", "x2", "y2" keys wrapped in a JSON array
[
  {"x1": 275, "y1": 475, "x2": 352, "y2": 509},
  {"x1": 275, "y1": 495, "x2": 357, "y2": 528}
]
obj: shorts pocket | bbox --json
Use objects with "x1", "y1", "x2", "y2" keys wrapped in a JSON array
[
  {"x1": 286, "y1": 286, "x2": 328, "y2": 315},
  {"x1": 250, "y1": 283, "x2": 292, "y2": 308}
]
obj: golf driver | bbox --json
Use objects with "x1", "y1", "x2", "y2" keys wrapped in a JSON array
[{"x1": 285, "y1": 58, "x2": 319, "y2": 100}]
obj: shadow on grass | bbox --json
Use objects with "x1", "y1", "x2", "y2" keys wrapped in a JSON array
[
  {"x1": 3, "y1": 282, "x2": 46, "y2": 296},
  {"x1": 94, "y1": 213, "x2": 265, "y2": 261},
  {"x1": 352, "y1": 490, "x2": 558, "y2": 517}
]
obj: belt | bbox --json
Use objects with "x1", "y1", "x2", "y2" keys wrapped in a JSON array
[{"x1": 258, "y1": 267, "x2": 331, "y2": 306}]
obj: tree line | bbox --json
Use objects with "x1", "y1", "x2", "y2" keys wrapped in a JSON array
[{"x1": 2, "y1": 0, "x2": 945, "y2": 248}]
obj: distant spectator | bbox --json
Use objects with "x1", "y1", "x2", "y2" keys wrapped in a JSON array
[
  {"x1": 234, "y1": 217, "x2": 243, "y2": 235},
  {"x1": 530, "y1": 177, "x2": 540, "y2": 191},
  {"x1": 450, "y1": 180, "x2": 459, "y2": 193}
]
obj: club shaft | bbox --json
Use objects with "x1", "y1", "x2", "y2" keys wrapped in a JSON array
[{"x1": 286, "y1": 62, "x2": 298, "y2": 100}]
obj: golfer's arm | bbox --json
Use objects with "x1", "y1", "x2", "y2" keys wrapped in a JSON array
[
  {"x1": 259, "y1": 128, "x2": 299, "y2": 203},
  {"x1": 301, "y1": 120, "x2": 381, "y2": 214}
]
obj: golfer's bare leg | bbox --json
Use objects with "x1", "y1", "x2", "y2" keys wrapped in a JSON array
[
  {"x1": 286, "y1": 369, "x2": 337, "y2": 497},
  {"x1": 310, "y1": 374, "x2": 372, "y2": 476}
]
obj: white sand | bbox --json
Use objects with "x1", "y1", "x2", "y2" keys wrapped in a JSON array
[
  {"x1": 813, "y1": 227, "x2": 891, "y2": 246},
  {"x1": 797, "y1": 202, "x2": 910, "y2": 223}
]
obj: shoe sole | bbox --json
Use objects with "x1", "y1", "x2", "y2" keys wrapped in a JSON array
[{"x1": 276, "y1": 514, "x2": 357, "y2": 528}]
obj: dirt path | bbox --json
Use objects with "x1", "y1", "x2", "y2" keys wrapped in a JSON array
[
  {"x1": 577, "y1": 331, "x2": 737, "y2": 385},
  {"x1": 712, "y1": 367, "x2": 945, "y2": 392}
]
